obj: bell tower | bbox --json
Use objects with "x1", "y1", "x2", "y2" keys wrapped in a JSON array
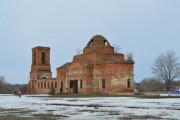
[{"x1": 28, "y1": 46, "x2": 52, "y2": 93}]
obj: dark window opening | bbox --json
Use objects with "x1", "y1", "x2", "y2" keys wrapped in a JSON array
[
  {"x1": 127, "y1": 79, "x2": 131, "y2": 88},
  {"x1": 102, "y1": 79, "x2": 105, "y2": 89},
  {"x1": 48, "y1": 82, "x2": 50, "y2": 89},
  {"x1": 80, "y1": 80, "x2": 83, "y2": 88},
  {"x1": 70, "y1": 80, "x2": 73, "y2": 88},
  {"x1": 41, "y1": 82, "x2": 43, "y2": 89},
  {"x1": 89, "y1": 39, "x2": 94, "y2": 46},
  {"x1": 104, "y1": 40, "x2": 108, "y2": 46},
  {"x1": 51, "y1": 82, "x2": 53, "y2": 89},
  {"x1": 38, "y1": 83, "x2": 39, "y2": 88},
  {"x1": 43, "y1": 77, "x2": 46, "y2": 79},
  {"x1": 34, "y1": 53, "x2": 36, "y2": 65},
  {"x1": 42, "y1": 52, "x2": 46, "y2": 64},
  {"x1": 44, "y1": 82, "x2": 46, "y2": 89},
  {"x1": 61, "y1": 81, "x2": 63, "y2": 89},
  {"x1": 55, "y1": 82, "x2": 57, "y2": 88}
]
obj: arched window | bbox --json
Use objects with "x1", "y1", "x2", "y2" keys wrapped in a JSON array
[
  {"x1": 104, "y1": 40, "x2": 108, "y2": 46},
  {"x1": 127, "y1": 79, "x2": 131, "y2": 88},
  {"x1": 44, "y1": 82, "x2": 46, "y2": 89},
  {"x1": 61, "y1": 81, "x2": 63, "y2": 89},
  {"x1": 48, "y1": 82, "x2": 50, "y2": 89},
  {"x1": 51, "y1": 82, "x2": 53, "y2": 89},
  {"x1": 80, "y1": 80, "x2": 83, "y2": 88},
  {"x1": 89, "y1": 39, "x2": 94, "y2": 46},
  {"x1": 34, "y1": 53, "x2": 36, "y2": 65},
  {"x1": 42, "y1": 52, "x2": 46, "y2": 64},
  {"x1": 41, "y1": 82, "x2": 43, "y2": 89},
  {"x1": 102, "y1": 79, "x2": 105, "y2": 89}
]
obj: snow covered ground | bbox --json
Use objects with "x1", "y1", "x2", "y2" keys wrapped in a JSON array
[{"x1": 0, "y1": 94, "x2": 180, "y2": 119}]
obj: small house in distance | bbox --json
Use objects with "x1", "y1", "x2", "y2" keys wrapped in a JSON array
[{"x1": 28, "y1": 35, "x2": 134, "y2": 95}]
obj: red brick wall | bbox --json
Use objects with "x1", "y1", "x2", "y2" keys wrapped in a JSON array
[
  {"x1": 35, "y1": 79, "x2": 59, "y2": 94},
  {"x1": 28, "y1": 36, "x2": 134, "y2": 95},
  {"x1": 56, "y1": 60, "x2": 134, "y2": 95}
]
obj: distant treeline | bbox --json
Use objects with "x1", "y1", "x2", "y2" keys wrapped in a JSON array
[
  {"x1": 136, "y1": 77, "x2": 180, "y2": 92},
  {"x1": 0, "y1": 76, "x2": 28, "y2": 94}
]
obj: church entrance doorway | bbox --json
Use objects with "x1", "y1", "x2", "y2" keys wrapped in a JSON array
[{"x1": 70, "y1": 80, "x2": 78, "y2": 93}]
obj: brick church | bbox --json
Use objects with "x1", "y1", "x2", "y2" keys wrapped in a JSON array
[{"x1": 28, "y1": 35, "x2": 134, "y2": 95}]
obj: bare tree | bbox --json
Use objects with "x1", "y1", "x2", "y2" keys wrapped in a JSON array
[
  {"x1": 113, "y1": 44, "x2": 121, "y2": 53},
  {"x1": 152, "y1": 50, "x2": 180, "y2": 91},
  {"x1": 76, "y1": 48, "x2": 82, "y2": 55},
  {"x1": 20, "y1": 84, "x2": 28, "y2": 94},
  {"x1": 0, "y1": 76, "x2": 5, "y2": 82},
  {"x1": 0, "y1": 76, "x2": 5, "y2": 93},
  {"x1": 138, "y1": 77, "x2": 164, "y2": 92},
  {"x1": 0, "y1": 75, "x2": 28, "y2": 94},
  {"x1": 126, "y1": 52, "x2": 134, "y2": 63}
]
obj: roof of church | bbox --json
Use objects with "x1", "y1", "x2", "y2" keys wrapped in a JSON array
[
  {"x1": 86, "y1": 35, "x2": 111, "y2": 47},
  {"x1": 57, "y1": 62, "x2": 70, "y2": 69},
  {"x1": 32, "y1": 46, "x2": 50, "y2": 50}
]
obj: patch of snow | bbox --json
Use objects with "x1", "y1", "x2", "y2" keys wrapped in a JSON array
[{"x1": 0, "y1": 94, "x2": 180, "y2": 119}]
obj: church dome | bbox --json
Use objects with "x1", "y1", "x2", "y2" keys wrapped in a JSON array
[{"x1": 86, "y1": 35, "x2": 111, "y2": 47}]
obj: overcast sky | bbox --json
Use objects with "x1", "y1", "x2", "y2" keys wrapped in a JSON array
[{"x1": 0, "y1": 0, "x2": 180, "y2": 84}]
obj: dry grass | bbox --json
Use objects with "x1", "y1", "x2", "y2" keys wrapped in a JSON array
[
  {"x1": 119, "y1": 114, "x2": 162, "y2": 119},
  {"x1": 0, "y1": 108, "x2": 68, "y2": 120}
]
